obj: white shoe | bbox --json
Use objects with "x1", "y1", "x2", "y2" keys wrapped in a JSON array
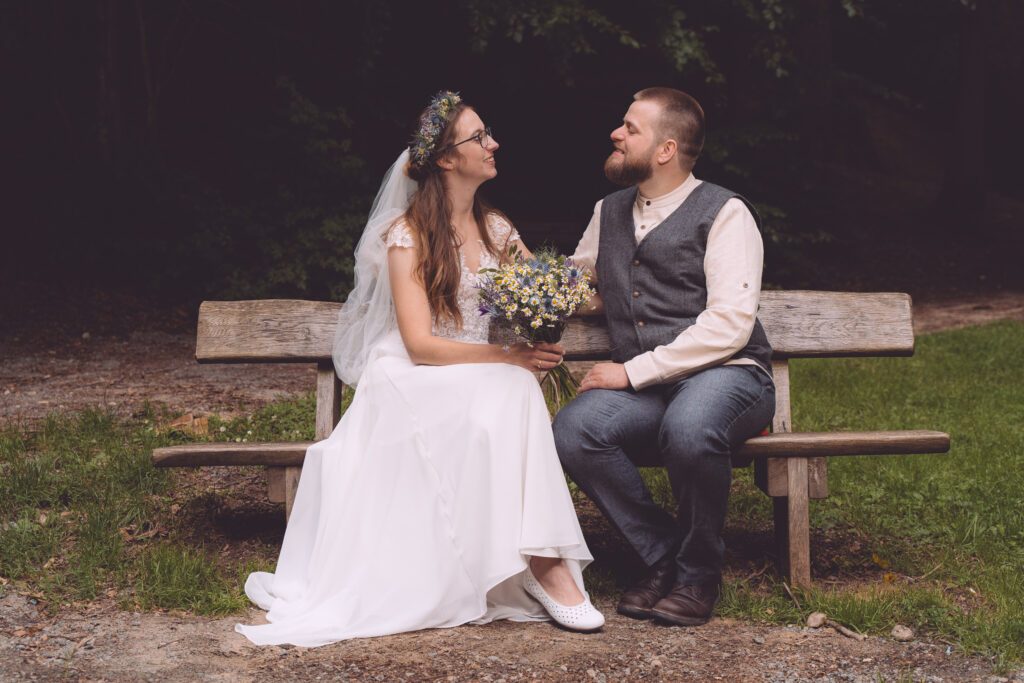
[{"x1": 523, "y1": 567, "x2": 605, "y2": 632}]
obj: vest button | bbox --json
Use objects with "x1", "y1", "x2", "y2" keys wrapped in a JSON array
[
  {"x1": 633, "y1": 259, "x2": 641, "y2": 266},
  {"x1": 637, "y1": 321, "x2": 645, "y2": 328},
  {"x1": 632, "y1": 290, "x2": 640, "y2": 298}
]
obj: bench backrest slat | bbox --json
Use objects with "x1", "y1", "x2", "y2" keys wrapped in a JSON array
[{"x1": 195, "y1": 291, "x2": 914, "y2": 363}]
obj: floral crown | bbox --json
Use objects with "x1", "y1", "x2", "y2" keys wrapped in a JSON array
[{"x1": 409, "y1": 90, "x2": 462, "y2": 169}]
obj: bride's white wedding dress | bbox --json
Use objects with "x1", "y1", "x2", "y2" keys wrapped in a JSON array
[{"x1": 235, "y1": 215, "x2": 593, "y2": 647}]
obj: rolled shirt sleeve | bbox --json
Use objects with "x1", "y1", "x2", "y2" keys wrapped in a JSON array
[
  {"x1": 623, "y1": 198, "x2": 765, "y2": 390},
  {"x1": 570, "y1": 200, "x2": 603, "y2": 276}
]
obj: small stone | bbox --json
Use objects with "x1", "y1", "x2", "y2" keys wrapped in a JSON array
[
  {"x1": 806, "y1": 612, "x2": 827, "y2": 628},
  {"x1": 753, "y1": 635, "x2": 766, "y2": 645},
  {"x1": 650, "y1": 657, "x2": 662, "y2": 667},
  {"x1": 891, "y1": 624, "x2": 915, "y2": 642}
]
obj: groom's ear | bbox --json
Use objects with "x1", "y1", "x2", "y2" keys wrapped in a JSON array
[{"x1": 656, "y1": 139, "x2": 679, "y2": 167}]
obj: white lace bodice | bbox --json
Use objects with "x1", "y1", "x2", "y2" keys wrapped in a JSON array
[{"x1": 386, "y1": 214, "x2": 520, "y2": 344}]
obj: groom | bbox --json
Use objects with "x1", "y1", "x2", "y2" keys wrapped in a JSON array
[{"x1": 554, "y1": 87, "x2": 776, "y2": 626}]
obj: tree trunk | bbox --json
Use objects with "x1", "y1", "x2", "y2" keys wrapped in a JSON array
[
  {"x1": 96, "y1": 0, "x2": 122, "y2": 165},
  {"x1": 793, "y1": 0, "x2": 832, "y2": 162},
  {"x1": 937, "y1": 0, "x2": 988, "y2": 225}
]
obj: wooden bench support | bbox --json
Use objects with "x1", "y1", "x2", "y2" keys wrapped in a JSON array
[
  {"x1": 786, "y1": 457, "x2": 812, "y2": 588},
  {"x1": 270, "y1": 361, "x2": 342, "y2": 520},
  {"x1": 267, "y1": 467, "x2": 286, "y2": 503}
]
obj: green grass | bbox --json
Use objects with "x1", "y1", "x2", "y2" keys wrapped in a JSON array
[
  {"x1": 134, "y1": 544, "x2": 270, "y2": 614},
  {"x1": 0, "y1": 322, "x2": 1021, "y2": 667},
  {"x1": 0, "y1": 400, "x2": 313, "y2": 614}
]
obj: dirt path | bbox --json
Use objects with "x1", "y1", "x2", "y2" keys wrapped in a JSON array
[
  {"x1": 1, "y1": 592, "x2": 1013, "y2": 682},
  {"x1": 2, "y1": 290, "x2": 1023, "y2": 681}
]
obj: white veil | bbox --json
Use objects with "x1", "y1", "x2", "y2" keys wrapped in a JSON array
[{"x1": 332, "y1": 149, "x2": 416, "y2": 385}]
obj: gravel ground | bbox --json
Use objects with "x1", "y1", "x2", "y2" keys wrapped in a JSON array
[{"x1": 2, "y1": 592, "x2": 1019, "y2": 682}]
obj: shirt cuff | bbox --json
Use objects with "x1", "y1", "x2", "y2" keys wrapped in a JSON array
[{"x1": 623, "y1": 353, "x2": 661, "y2": 391}]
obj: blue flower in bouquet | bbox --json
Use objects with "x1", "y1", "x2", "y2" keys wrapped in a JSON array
[
  {"x1": 476, "y1": 247, "x2": 595, "y2": 404},
  {"x1": 476, "y1": 247, "x2": 595, "y2": 345}
]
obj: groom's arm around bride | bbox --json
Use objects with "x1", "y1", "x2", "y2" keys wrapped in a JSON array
[{"x1": 553, "y1": 87, "x2": 777, "y2": 627}]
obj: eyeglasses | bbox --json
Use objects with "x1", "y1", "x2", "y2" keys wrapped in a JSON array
[{"x1": 440, "y1": 127, "x2": 494, "y2": 153}]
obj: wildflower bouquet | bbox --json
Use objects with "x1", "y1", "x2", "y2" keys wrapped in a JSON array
[{"x1": 478, "y1": 247, "x2": 595, "y2": 403}]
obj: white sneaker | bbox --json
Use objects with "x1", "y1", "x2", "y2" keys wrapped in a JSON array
[{"x1": 523, "y1": 567, "x2": 605, "y2": 632}]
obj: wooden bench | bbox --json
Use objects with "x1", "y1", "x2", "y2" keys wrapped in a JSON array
[{"x1": 153, "y1": 291, "x2": 950, "y2": 588}]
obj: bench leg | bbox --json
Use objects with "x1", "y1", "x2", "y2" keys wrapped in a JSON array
[
  {"x1": 267, "y1": 467, "x2": 285, "y2": 503},
  {"x1": 786, "y1": 458, "x2": 812, "y2": 589},
  {"x1": 772, "y1": 496, "x2": 789, "y2": 578},
  {"x1": 284, "y1": 466, "x2": 302, "y2": 521}
]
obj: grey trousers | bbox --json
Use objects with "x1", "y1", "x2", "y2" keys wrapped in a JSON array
[{"x1": 553, "y1": 364, "x2": 776, "y2": 585}]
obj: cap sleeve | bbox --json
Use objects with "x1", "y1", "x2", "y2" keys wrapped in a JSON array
[
  {"x1": 385, "y1": 220, "x2": 415, "y2": 249},
  {"x1": 488, "y1": 213, "x2": 521, "y2": 247}
]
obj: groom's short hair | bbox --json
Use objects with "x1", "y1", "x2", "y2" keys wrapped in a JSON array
[{"x1": 634, "y1": 87, "x2": 705, "y2": 170}]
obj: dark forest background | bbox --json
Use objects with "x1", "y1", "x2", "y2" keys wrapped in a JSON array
[{"x1": 3, "y1": 0, "x2": 1023, "y2": 305}]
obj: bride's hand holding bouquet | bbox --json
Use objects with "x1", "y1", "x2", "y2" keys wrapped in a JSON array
[{"x1": 477, "y1": 246, "x2": 595, "y2": 404}]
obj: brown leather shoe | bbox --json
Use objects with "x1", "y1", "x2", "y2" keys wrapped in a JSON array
[
  {"x1": 616, "y1": 555, "x2": 678, "y2": 620},
  {"x1": 650, "y1": 581, "x2": 720, "y2": 626}
]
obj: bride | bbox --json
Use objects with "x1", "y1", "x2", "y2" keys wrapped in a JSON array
[{"x1": 235, "y1": 92, "x2": 603, "y2": 647}]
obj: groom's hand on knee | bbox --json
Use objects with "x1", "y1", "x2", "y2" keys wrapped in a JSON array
[{"x1": 579, "y1": 363, "x2": 630, "y2": 393}]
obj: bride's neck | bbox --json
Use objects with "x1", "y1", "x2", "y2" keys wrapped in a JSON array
[{"x1": 446, "y1": 177, "x2": 479, "y2": 228}]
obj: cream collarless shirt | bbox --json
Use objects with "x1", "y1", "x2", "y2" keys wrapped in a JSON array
[{"x1": 571, "y1": 174, "x2": 770, "y2": 390}]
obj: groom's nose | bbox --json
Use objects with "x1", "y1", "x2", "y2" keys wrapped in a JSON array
[{"x1": 610, "y1": 126, "x2": 625, "y2": 142}]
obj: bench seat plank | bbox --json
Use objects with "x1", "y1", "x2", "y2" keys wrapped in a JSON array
[
  {"x1": 152, "y1": 430, "x2": 949, "y2": 468},
  {"x1": 153, "y1": 442, "x2": 314, "y2": 467}
]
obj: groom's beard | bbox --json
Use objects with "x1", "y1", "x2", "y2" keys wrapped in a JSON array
[{"x1": 604, "y1": 149, "x2": 654, "y2": 187}]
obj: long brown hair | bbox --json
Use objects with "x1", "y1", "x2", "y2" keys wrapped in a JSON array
[{"x1": 403, "y1": 102, "x2": 506, "y2": 328}]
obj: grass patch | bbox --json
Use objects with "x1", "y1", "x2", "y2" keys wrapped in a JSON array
[
  {"x1": 0, "y1": 399, "x2": 312, "y2": 614},
  {"x1": 135, "y1": 544, "x2": 269, "y2": 614}
]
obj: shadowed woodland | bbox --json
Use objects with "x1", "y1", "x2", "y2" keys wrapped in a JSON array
[{"x1": 3, "y1": 0, "x2": 1023, "y2": 304}]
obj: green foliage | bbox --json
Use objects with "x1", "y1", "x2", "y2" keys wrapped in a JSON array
[
  {"x1": 459, "y1": 0, "x2": 858, "y2": 83},
  {"x1": 463, "y1": 0, "x2": 639, "y2": 58},
  {"x1": 187, "y1": 77, "x2": 372, "y2": 300}
]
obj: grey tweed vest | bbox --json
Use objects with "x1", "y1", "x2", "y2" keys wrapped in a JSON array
[{"x1": 595, "y1": 181, "x2": 773, "y2": 377}]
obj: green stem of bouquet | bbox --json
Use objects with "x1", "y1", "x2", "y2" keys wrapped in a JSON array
[{"x1": 540, "y1": 363, "x2": 578, "y2": 412}]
